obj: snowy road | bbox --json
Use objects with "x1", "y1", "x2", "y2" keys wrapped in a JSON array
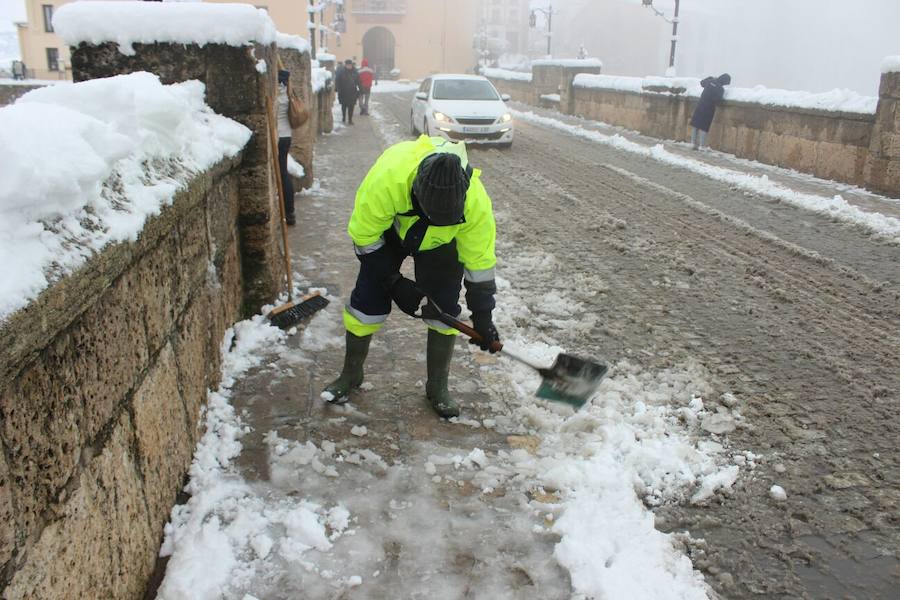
[
  {"x1": 372, "y1": 92, "x2": 900, "y2": 598},
  {"x1": 153, "y1": 93, "x2": 899, "y2": 600}
]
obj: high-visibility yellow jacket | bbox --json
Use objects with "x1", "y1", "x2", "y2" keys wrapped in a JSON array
[{"x1": 348, "y1": 135, "x2": 496, "y2": 283}]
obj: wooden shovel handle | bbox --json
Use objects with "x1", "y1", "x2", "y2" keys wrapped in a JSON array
[{"x1": 432, "y1": 310, "x2": 504, "y2": 354}]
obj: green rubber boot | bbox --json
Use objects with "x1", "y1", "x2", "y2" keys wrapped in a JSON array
[
  {"x1": 323, "y1": 332, "x2": 372, "y2": 404},
  {"x1": 425, "y1": 329, "x2": 460, "y2": 419}
]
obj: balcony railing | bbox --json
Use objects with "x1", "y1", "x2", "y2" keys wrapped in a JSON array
[{"x1": 351, "y1": 0, "x2": 407, "y2": 15}]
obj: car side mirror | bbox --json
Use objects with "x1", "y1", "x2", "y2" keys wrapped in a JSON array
[
  {"x1": 501, "y1": 93, "x2": 511, "y2": 102},
  {"x1": 415, "y1": 92, "x2": 428, "y2": 100}
]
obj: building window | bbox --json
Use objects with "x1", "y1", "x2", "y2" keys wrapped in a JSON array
[
  {"x1": 46, "y1": 48, "x2": 59, "y2": 71},
  {"x1": 42, "y1": 5, "x2": 54, "y2": 33}
]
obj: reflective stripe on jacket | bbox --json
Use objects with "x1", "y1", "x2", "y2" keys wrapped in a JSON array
[{"x1": 348, "y1": 135, "x2": 496, "y2": 281}]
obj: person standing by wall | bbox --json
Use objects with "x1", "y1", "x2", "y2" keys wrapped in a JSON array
[
  {"x1": 276, "y1": 69, "x2": 296, "y2": 225},
  {"x1": 335, "y1": 58, "x2": 361, "y2": 124},
  {"x1": 358, "y1": 59, "x2": 376, "y2": 116},
  {"x1": 689, "y1": 73, "x2": 731, "y2": 150}
]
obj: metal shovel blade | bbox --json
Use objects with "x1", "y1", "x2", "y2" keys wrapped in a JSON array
[{"x1": 535, "y1": 353, "x2": 609, "y2": 409}]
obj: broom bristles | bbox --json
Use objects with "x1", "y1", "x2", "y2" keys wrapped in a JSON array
[{"x1": 269, "y1": 293, "x2": 329, "y2": 329}]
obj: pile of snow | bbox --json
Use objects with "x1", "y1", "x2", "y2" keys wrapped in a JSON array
[
  {"x1": 156, "y1": 315, "x2": 354, "y2": 599},
  {"x1": 574, "y1": 73, "x2": 878, "y2": 114},
  {"x1": 512, "y1": 110, "x2": 900, "y2": 241},
  {"x1": 881, "y1": 55, "x2": 900, "y2": 74},
  {"x1": 0, "y1": 72, "x2": 250, "y2": 321},
  {"x1": 369, "y1": 80, "x2": 418, "y2": 94},
  {"x1": 316, "y1": 51, "x2": 336, "y2": 62},
  {"x1": 532, "y1": 58, "x2": 603, "y2": 69},
  {"x1": 311, "y1": 59, "x2": 331, "y2": 93},
  {"x1": 275, "y1": 32, "x2": 311, "y2": 54},
  {"x1": 482, "y1": 67, "x2": 532, "y2": 82},
  {"x1": 53, "y1": 1, "x2": 276, "y2": 56},
  {"x1": 540, "y1": 93, "x2": 561, "y2": 102},
  {"x1": 286, "y1": 155, "x2": 305, "y2": 179},
  {"x1": 497, "y1": 53, "x2": 531, "y2": 71}
]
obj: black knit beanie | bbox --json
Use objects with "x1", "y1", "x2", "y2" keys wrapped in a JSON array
[{"x1": 412, "y1": 153, "x2": 470, "y2": 226}]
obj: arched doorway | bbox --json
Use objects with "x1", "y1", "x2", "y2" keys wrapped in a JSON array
[{"x1": 362, "y1": 27, "x2": 396, "y2": 79}]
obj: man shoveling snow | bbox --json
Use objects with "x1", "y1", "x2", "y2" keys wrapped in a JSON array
[{"x1": 322, "y1": 135, "x2": 500, "y2": 418}]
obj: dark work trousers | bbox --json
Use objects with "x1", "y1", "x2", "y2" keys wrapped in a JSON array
[
  {"x1": 277, "y1": 137, "x2": 294, "y2": 219},
  {"x1": 341, "y1": 102, "x2": 356, "y2": 123},
  {"x1": 350, "y1": 229, "x2": 464, "y2": 321}
]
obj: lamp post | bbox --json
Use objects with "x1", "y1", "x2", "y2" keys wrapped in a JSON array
[
  {"x1": 642, "y1": 0, "x2": 681, "y2": 75},
  {"x1": 530, "y1": 3, "x2": 557, "y2": 58}
]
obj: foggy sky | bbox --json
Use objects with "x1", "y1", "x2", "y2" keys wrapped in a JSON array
[{"x1": 542, "y1": 0, "x2": 900, "y2": 95}]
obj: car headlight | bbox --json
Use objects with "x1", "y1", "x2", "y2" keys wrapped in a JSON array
[
  {"x1": 499, "y1": 113, "x2": 512, "y2": 123},
  {"x1": 433, "y1": 111, "x2": 453, "y2": 123}
]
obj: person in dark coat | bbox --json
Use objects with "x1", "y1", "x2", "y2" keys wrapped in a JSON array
[
  {"x1": 335, "y1": 58, "x2": 361, "y2": 125},
  {"x1": 689, "y1": 73, "x2": 731, "y2": 150}
]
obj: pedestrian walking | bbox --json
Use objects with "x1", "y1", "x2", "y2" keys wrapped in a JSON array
[
  {"x1": 276, "y1": 69, "x2": 296, "y2": 225},
  {"x1": 689, "y1": 73, "x2": 731, "y2": 150},
  {"x1": 323, "y1": 135, "x2": 500, "y2": 418},
  {"x1": 335, "y1": 58, "x2": 361, "y2": 125},
  {"x1": 357, "y1": 59, "x2": 376, "y2": 116}
]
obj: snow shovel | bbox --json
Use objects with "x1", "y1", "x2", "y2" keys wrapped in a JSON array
[{"x1": 420, "y1": 298, "x2": 609, "y2": 409}]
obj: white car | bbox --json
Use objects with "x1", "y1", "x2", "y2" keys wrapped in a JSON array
[{"x1": 410, "y1": 74, "x2": 514, "y2": 147}]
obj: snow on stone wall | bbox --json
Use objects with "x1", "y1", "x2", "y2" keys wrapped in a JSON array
[
  {"x1": 882, "y1": 55, "x2": 900, "y2": 74},
  {"x1": 0, "y1": 72, "x2": 250, "y2": 321},
  {"x1": 53, "y1": 1, "x2": 277, "y2": 56},
  {"x1": 482, "y1": 67, "x2": 532, "y2": 82},
  {"x1": 532, "y1": 58, "x2": 603, "y2": 68},
  {"x1": 574, "y1": 73, "x2": 878, "y2": 115}
]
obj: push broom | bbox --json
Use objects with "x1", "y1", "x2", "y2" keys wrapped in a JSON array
[{"x1": 265, "y1": 95, "x2": 329, "y2": 329}]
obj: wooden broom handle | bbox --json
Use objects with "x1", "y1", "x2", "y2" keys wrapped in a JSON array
[{"x1": 265, "y1": 95, "x2": 294, "y2": 301}]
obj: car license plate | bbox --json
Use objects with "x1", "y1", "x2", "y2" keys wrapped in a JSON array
[{"x1": 463, "y1": 126, "x2": 488, "y2": 134}]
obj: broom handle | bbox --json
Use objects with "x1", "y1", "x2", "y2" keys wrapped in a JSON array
[
  {"x1": 265, "y1": 95, "x2": 294, "y2": 302},
  {"x1": 432, "y1": 310, "x2": 544, "y2": 371}
]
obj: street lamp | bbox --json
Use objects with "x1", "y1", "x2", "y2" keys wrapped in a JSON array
[
  {"x1": 530, "y1": 3, "x2": 557, "y2": 58},
  {"x1": 642, "y1": 0, "x2": 681, "y2": 75}
]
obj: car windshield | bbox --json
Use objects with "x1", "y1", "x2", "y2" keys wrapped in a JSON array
[{"x1": 432, "y1": 79, "x2": 499, "y2": 101}]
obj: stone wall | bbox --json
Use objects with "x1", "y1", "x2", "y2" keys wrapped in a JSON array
[
  {"x1": 571, "y1": 86, "x2": 874, "y2": 187},
  {"x1": 864, "y1": 70, "x2": 900, "y2": 196},
  {"x1": 278, "y1": 47, "x2": 315, "y2": 190},
  {"x1": 0, "y1": 83, "x2": 47, "y2": 106},
  {"x1": 0, "y1": 156, "x2": 245, "y2": 599},
  {"x1": 316, "y1": 58, "x2": 336, "y2": 136},
  {"x1": 70, "y1": 41, "x2": 288, "y2": 314},
  {"x1": 487, "y1": 65, "x2": 900, "y2": 198}
]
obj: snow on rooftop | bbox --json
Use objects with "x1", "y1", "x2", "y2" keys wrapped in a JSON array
[
  {"x1": 532, "y1": 58, "x2": 603, "y2": 68},
  {"x1": 0, "y1": 72, "x2": 250, "y2": 322},
  {"x1": 276, "y1": 32, "x2": 311, "y2": 54},
  {"x1": 482, "y1": 67, "x2": 532, "y2": 82},
  {"x1": 53, "y1": 1, "x2": 276, "y2": 56},
  {"x1": 881, "y1": 55, "x2": 900, "y2": 74},
  {"x1": 574, "y1": 73, "x2": 878, "y2": 114}
]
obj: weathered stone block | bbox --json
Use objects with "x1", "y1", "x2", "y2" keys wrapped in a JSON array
[
  {"x1": 132, "y1": 344, "x2": 192, "y2": 536},
  {"x1": 816, "y1": 142, "x2": 864, "y2": 183},
  {"x1": 878, "y1": 71, "x2": 900, "y2": 100},
  {"x1": 4, "y1": 413, "x2": 155, "y2": 600},
  {"x1": 0, "y1": 449, "x2": 16, "y2": 570},
  {"x1": 0, "y1": 343, "x2": 84, "y2": 539},
  {"x1": 175, "y1": 206, "x2": 210, "y2": 314},
  {"x1": 220, "y1": 236, "x2": 245, "y2": 328},
  {"x1": 135, "y1": 231, "x2": 180, "y2": 357},
  {"x1": 781, "y1": 136, "x2": 818, "y2": 174},
  {"x1": 172, "y1": 291, "x2": 213, "y2": 447}
]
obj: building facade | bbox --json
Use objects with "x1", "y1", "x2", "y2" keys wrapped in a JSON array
[{"x1": 15, "y1": 0, "x2": 72, "y2": 80}]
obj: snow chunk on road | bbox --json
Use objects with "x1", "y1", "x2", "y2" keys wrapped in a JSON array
[
  {"x1": 0, "y1": 72, "x2": 250, "y2": 322},
  {"x1": 350, "y1": 425, "x2": 368, "y2": 437},
  {"x1": 53, "y1": 1, "x2": 276, "y2": 56},
  {"x1": 769, "y1": 485, "x2": 788, "y2": 501}
]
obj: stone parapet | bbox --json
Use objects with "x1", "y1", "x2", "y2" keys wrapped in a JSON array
[
  {"x1": 864, "y1": 72, "x2": 900, "y2": 197},
  {"x1": 0, "y1": 156, "x2": 244, "y2": 598},
  {"x1": 70, "y1": 41, "x2": 287, "y2": 314},
  {"x1": 278, "y1": 47, "x2": 315, "y2": 190},
  {"x1": 0, "y1": 83, "x2": 49, "y2": 106}
]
